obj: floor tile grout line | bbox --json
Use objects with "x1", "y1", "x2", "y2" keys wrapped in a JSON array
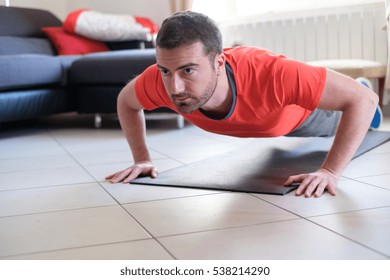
[
  {"x1": 2, "y1": 201, "x2": 389, "y2": 259},
  {"x1": 153, "y1": 217, "x2": 303, "y2": 240},
  {"x1": 346, "y1": 178, "x2": 390, "y2": 192},
  {"x1": 118, "y1": 191, "x2": 228, "y2": 206},
  {"x1": 61, "y1": 130, "x2": 184, "y2": 264},
  {"x1": 1, "y1": 153, "x2": 175, "y2": 262},
  {"x1": 6, "y1": 123, "x2": 389, "y2": 259},
  {"x1": 135, "y1": 216, "x2": 313, "y2": 260},
  {"x1": 0, "y1": 204, "x2": 119, "y2": 220},
  {"x1": 305, "y1": 219, "x2": 390, "y2": 259},
  {"x1": 117, "y1": 192, "x2": 310, "y2": 243},
  {"x1": 304, "y1": 205, "x2": 390, "y2": 219},
  {"x1": 92, "y1": 177, "x2": 179, "y2": 260},
  {"x1": 250, "y1": 193, "x2": 390, "y2": 219},
  {"x1": 249, "y1": 194, "x2": 390, "y2": 259},
  {"x1": 39, "y1": 129, "x2": 230, "y2": 260},
  {"x1": 248, "y1": 193, "x2": 311, "y2": 219},
  {"x1": 118, "y1": 204, "x2": 178, "y2": 260},
  {"x1": 0, "y1": 164, "x2": 176, "y2": 261},
  {"x1": 250, "y1": 192, "x2": 390, "y2": 222},
  {"x1": 179, "y1": 127, "x2": 251, "y2": 147},
  {"x1": 95, "y1": 178, "x2": 227, "y2": 260},
  {"x1": 0, "y1": 181, "x2": 101, "y2": 193},
  {"x1": 147, "y1": 146, "x2": 198, "y2": 167},
  {"x1": 0, "y1": 238, "x2": 156, "y2": 260},
  {"x1": 42, "y1": 129, "x2": 103, "y2": 184},
  {"x1": 44, "y1": 126, "x2": 193, "y2": 193},
  {"x1": 343, "y1": 172, "x2": 390, "y2": 179},
  {"x1": 94, "y1": 176, "x2": 180, "y2": 261},
  {"x1": 45, "y1": 128, "x2": 125, "y2": 202},
  {"x1": 0, "y1": 127, "x2": 128, "y2": 216},
  {"x1": 0, "y1": 156, "x2": 77, "y2": 174}
]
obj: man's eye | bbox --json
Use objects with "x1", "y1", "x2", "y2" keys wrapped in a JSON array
[
  {"x1": 184, "y1": 68, "x2": 194, "y2": 74},
  {"x1": 160, "y1": 69, "x2": 170, "y2": 76}
]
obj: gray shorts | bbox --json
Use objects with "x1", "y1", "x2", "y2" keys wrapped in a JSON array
[{"x1": 286, "y1": 109, "x2": 341, "y2": 137}]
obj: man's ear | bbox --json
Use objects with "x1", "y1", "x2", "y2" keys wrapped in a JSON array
[{"x1": 215, "y1": 53, "x2": 225, "y2": 74}]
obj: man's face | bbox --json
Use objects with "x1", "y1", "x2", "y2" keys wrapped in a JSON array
[{"x1": 156, "y1": 42, "x2": 220, "y2": 114}]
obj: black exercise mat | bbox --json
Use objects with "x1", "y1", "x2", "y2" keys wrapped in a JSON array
[{"x1": 131, "y1": 131, "x2": 390, "y2": 195}]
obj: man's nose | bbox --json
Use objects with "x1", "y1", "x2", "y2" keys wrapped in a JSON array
[{"x1": 170, "y1": 74, "x2": 185, "y2": 95}]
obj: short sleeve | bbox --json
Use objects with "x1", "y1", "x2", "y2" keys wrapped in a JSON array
[
  {"x1": 135, "y1": 64, "x2": 173, "y2": 110},
  {"x1": 273, "y1": 58, "x2": 326, "y2": 111}
]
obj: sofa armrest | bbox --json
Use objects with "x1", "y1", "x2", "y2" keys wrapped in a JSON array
[{"x1": 105, "y1": 40, "x2": 154, "y2": 51}]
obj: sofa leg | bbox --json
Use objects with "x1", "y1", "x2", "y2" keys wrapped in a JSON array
[
  {"x1": 177, "y1": 115, "x2": 185, "y2": 129},
  {"x1": 94, "y1": 113, "x2": 102, "y2": 128}
]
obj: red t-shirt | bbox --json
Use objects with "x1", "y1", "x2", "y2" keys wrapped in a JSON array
[{"x1": 135, "y1": 46, "x2": 326, "y2": 137}]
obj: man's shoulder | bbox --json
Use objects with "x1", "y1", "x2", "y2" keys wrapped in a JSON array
[
  {"x1": 135, "y1": 63, "x2": 164, "y2": 94},
  {"x1": 224, "y1": 46, "x2": 286, "y2": 76},
  {"x1": 140, "y1": 63, "x2": 159, "y2": 76},
  {"x1": 136, "y1": 64, "x2": 162, "y2": 86},
  {"x1": 224, "y1": 46, "x2": 285, "y2": 66},
  {"x1": 224, "y1": 46, "x2": 280, "y2": 57}
]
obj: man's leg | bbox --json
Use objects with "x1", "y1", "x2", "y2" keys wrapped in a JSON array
[
  {"x1": 355, "y1": 77, "x2": 383, "y2": 129},
  {"x1": 287, "y1": 77, "x2": 383, "y2": 138},
  {"x1": 286, "y1": 109, "x2": 341, "y2": 137}
]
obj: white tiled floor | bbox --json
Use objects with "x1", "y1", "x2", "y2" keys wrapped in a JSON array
[{"x1": 0, "y1": 113, "x2": 389, "y2": 260}]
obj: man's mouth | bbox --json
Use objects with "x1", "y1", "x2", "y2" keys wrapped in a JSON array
[
  {"x1": 172, "y1": 95, "x2": 191, "y2": 102},
  {"x1": 175, "y1": 97, "x2": 190, "y2": 102}
]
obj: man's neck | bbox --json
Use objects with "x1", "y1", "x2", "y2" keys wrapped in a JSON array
[{"x1": 200, "y1": 65, "x2": 232, "y2": 119}]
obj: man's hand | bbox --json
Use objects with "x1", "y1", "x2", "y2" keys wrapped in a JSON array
[
  {"x1": 106, "y1": 161, "x2": 158, "y2": 184},
  {"x1": 284, "y1": 168, "x2": 338, "y2": 197}
]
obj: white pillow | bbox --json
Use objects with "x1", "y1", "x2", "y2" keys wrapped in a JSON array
[{"x1": 64, "y1": 9, "x2": 154, "y2": 42}]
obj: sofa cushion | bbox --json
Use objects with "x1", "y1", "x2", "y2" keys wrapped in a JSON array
[
  {"x1": 0, "y1": 36, "x2": 56, "y2": 55},
  {"x1": 63, "y1": 9, "x2": 154, "y2": 42},
  {"x1": 69, "y1": 49, "x2": 156, "y2": 85},
  {"x1": 105, "y1": 40, "x2": 154, "y2": 50},
  {"x1": 41, "y1": 27, "x2": 109, "y2": 55},
  {"x1": 0, "y1": 6, "x2": 62, "y2": 37},
  {"x1": 0, "y1": 54, "x2": 65, "y2": 91},
  {"x1": 0, "y1": 88, "x2": 69, "y2": 122}
]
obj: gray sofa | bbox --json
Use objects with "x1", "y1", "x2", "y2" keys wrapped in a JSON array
[{"x1": 0, "y1": 6, "x2": 174, "y2": 127}]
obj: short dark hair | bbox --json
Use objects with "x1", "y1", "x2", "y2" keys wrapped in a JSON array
[{"x1": 156, "y1": 11, "x2": 223, "y2": 58}]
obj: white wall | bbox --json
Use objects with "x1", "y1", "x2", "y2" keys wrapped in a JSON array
[
  {"x1": 5, "y1": 0, "x2": 384, "y2": 25},
  {"x1": 65, "y1": 0, "x2": 171, "y2": 26},
  {"x1": 193, "y1": 0, "x2": 385, "y2": 21},
  {"x1": 5, "y1": 0, "x2": 67, "y2": 18},
  {"x1": 5, "y1": 0, "x2": 172, "y2": 26}
]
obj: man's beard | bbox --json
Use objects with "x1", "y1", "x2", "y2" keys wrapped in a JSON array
[{"x1": 170, "y1": 75, "x2": 218, "y2": 114}]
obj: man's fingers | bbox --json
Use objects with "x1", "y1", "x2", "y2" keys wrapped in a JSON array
[
  {"x1": 295, "y1": 179, "x2": 308, "y2": 196},
  {"x1": 285, "y1": 169, "x2": 339, "y2": 198},
  {"x1": 111, "y1": 173, "x2": 131, "y2": 184},
  {"x1": 289, "y1": 175, "x2": 319, "y2": 197},
  {"x1": 122, "y1": 173, "x2": 140, "y2": 183},
  {"x1": 108, "y1": 167, "x2": 134, "y2": 183},
  {"x1": 127, "y1": 167, "x2": 158, "y2": 181},
  {"x1": 304, "y1": 177, "x2": 324, "y2": 197},
  {"x1": 107, "y1": 164, "x2": 159, "y2": 184},
  {"x1": 151, "y1": 168, "x2": 158, "y2": 178},
  {"x1": 105, "y1": 174, "x2": 115, "y2": 180},
  {"x1": 284, "y1": 174, "x2": 305, "y2": 186},
  {"x1": 313, "y1": 181, "x2": 328, "y2": 197},
  {"x1": 324, "y1": 184, "x2": 337, "y2": 196},
  {"x1": 122, "y1": 166, "x2": 144, "y2": 183}
]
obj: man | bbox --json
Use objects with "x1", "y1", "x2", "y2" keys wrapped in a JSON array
[{"x1": 106, "y1": 11, "x2": 381, "y2": 198}]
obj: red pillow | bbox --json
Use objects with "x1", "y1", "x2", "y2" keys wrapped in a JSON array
[{"x1": 41, "y1": 27, "x2": 109, "y2": 55}]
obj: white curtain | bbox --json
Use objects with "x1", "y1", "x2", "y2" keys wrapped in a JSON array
[
  {"x1": 385, "y1": 0, "x2": 390, "y2": 104},
  {"x1": 170, "y1": 0, "x2": 193, "y2": 14}
]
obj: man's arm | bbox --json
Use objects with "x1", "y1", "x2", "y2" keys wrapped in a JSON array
[
  {"x1": 284, "y1": 69, "x2": 379, "y2": 197},
  {"x1": 106, "y1": 77, "x2": 158, "y2": 183}
]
